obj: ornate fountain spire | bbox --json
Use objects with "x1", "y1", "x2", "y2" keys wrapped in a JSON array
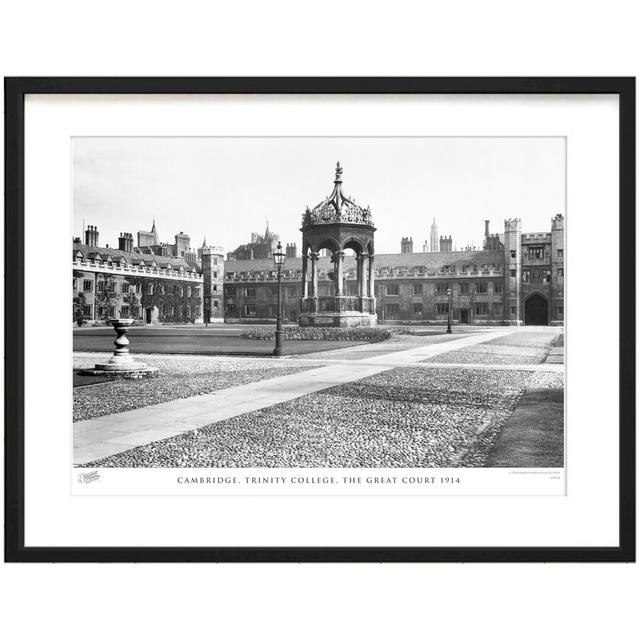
[{"x1": 301, "y1": 162, "x2": 373, "y2": 227}]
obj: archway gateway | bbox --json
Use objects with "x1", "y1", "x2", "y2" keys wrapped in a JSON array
[
  {"x1": 299, "y1": 163, "x2": 377, "y2": 327},
  {"x1": 524, "y1": 293, "x2": 549, "y2": 325}
]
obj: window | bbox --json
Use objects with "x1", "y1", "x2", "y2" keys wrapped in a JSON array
[
  {"x1": 213, "y1": 271, "x2": 218, "y2": 278},
  {"x1": 245, "y1": 287, "x2": 256, "y2": 297},
  {"x1": 557, "y1": 305, "x2": 564, "y2": 317},
  {"x1": 186, "y1": 286, "x2": 191, "y2": 297},
  {"x1": 528, "y1": 246, "x2": 545, "y2": 260},
  {"x1": 475, "y1": 302, "x2": 488, "y2": 315},
  {"x1": 147, "y1": 284, "x2": 154, "y2": 295},
  {"x1": 510, "y1": 305, "x2": 516, "y2": 316},
  {"x1": 532, "y1": 271, "x2": 540, "y2": 282},
  {"x1": 244, "y1": 304, "x2": 256, "y2": 316},
  {"x1": 435, "y1": 283, "x2": 448, "y2": 294},
  {"x1": 510, "y1": 250, "x2": 516, "y2": 258},
  {"x1": 97, "y1": 306, "x2": 104, "y2": 317},
  {"x1": 522, "y1": 270, "x2": 531, "y2": 283},
  {"x1": 213, "y1": 301, "x2": 218, "y2": 309},
  {"x1": 121, "y1": 283, "x2": 130, "y2": 293},
  {"x1": 213, "y1": 284, "x2": 218, "y2": 292},
  {"x1": 557, "y1": 249, "x2": 564, "y2": 258},
  {"x1": 493, "y1": 302, "x2": 503, "y2": 316},
  {"x1": 474, "y1": 283, "x2": 488, "y2": 294},
  {"x1": 289, "y1": 310, "x2": 297, "y2": 322},
  {"x1": 493, "y1": 282, "x2": 503, "y2": 294},
  {"x1": 386, "y1": 285, "x2": 400, "y2": 296},
  {"x1": 542, "y1": 270, "x2": 551, "y2": 284},
  {"x1": 185, "y1": 306, "x2": 191, "y2": 317},
  {"x1": 120, "y1": 305, "x2": 130, "y2": 318},
  {"x1": 435, "y1": 303, "x2": 449, "y2": 315},
  {"x1": 83, "y1": 279, "x2": 93, "y2": 292},
  {"x1": 288, "y1": 287, "x2": 299, "y2": 296},
  {"x1": 269, "y1": 304, "x2": 278, "y2": 317},
  {"x1": 557, "y1": 268, "x2": 564, "y2": 277},
  {"x1": 385, "y1": 303, "x2": 400, "y2": 315},
  {"x1": 226, "y1": 286, "x2": 236, "y2": 296},
  {"x1": 413, "y1": 303, "x2": 423, "y2": 316},
  {"x1": 510, "y1": 269, "x2": 516, "y2": 277},
  {"x1": 225, "y1": 304, "x2": 237, "y2": 315},
  {"x1": 72, "y1": 277, "x2": 77, "y2": 290},
  {"x1": 135, "y1": 283, "x2": 141, "y2": 294},
  {"x1": 82, "y1": 305, "x2": 92, "y2": 318},
  {"x1": 412, "y1": 284, "x2": 423, "y2": 295},
  {"x1": 458, "y1": 283, "x2": 469, "y2": 294}
]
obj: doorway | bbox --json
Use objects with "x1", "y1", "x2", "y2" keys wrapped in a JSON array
[
  {"x1": 145, "y1": 307, "x2": 152, "y2": 324},
  {"x1": 459, "y1": 309, "x2": 469, "y2": 324},
  {"x1": 524, "y1": 293, "x2": 549, "y2": 325}
]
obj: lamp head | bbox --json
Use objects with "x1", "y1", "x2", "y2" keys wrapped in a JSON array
[{"x1": 273, "y1": 241, "x2": 285, "y2": 267}]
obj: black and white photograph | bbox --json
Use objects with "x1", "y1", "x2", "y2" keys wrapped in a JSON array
[
  {"x1": 71, "y1": 136, "x2": 566, "y2": 478},
  {"x1": 5, "y1": 76, "x2": 632, "y2": 565}
]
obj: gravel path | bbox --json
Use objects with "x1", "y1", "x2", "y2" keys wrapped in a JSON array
[
  {"x1": 84, "y1": 366, "x2": 535, "y2": 468},
  {"x1": 290, "y1": 333, "x2": 462, "y2": 361},
  {"x1": 73, "y1": 355, "x2": 321, "y2": 422},
  {"x1": 427, "y1": 331, "x2": 558, "y2": 365}
]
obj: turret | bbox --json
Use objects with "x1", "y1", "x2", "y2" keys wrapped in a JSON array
[
  {"x1": 430, "y1": 218, "x2": 439, "y2": 252},
  {"x1": 174, "y1": 231, "x2": 191, "y2": 258},
  {"x1": 550, "y1": 214, "x2": 565, "y2": 326},
  {"x1": 503, "y1": 218, "x2": 522, "y2": 325},
  {"x1": 201, "y1": 244, "x2": 225, "y2": 324}
]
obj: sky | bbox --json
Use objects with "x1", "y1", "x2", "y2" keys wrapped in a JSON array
[{"x1": 73, "y1": 137, "x2": 566, "y2": 255}]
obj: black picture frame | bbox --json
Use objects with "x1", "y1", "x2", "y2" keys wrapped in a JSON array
[{"x1": 4, "y1": 77, "x2": 635, "y2": 563}]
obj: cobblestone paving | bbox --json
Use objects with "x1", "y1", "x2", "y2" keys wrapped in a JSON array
[
  {"x1": 427, "y1": 331, "x2": 557, "y2": 365},
  {"x1": 84, "y1": 367, "x2": 535, "y2": 468},
  {"x1": 73, "y1": 356, "x2": 321, "y2": 422}
]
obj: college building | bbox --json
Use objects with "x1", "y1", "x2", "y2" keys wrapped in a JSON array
[
  {"x1": 73, "y1": 164, "x2": 564, "y2": 328},
  {"x1": 72, "y1": 222, "x2": 224, "y2": 325},
  {"x1": 223, "y1": 165, "x2": 564, "y2": 327}
]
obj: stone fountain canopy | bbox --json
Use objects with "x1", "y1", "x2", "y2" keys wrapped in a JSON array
[
  {"x1": 299, "y1": 162, "x2": 377, "y2": 328},
  {"x1": 300, "y1": 162, "x2": 376, "y2": 257}
]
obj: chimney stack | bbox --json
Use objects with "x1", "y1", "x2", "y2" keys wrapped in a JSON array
[
  {"x1": 286, "y1": 243, "x2": 297, "y2": 258},
  {"x1": 84, "y1": 225, "x2": 99, "y2": 246},
  {"x1": 118, "y1": 232, "x2": 134, "y2": 252}
]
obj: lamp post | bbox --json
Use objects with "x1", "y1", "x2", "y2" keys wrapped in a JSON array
[
  {"x1": 273, "y1": 241, "x2": 285, "y2": 356},
  {"x1": 446, "y1": 287, "x2": 453, "y2": 334}
]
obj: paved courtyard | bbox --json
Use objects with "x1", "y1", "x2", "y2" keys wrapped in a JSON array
[{"x1": 74, "y1": 326, "x2": 564, "y2": 468}]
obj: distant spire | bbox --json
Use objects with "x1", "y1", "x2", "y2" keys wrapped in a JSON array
[
  {"x1": 202, "y1": 236, "x2": 207, "y2": 247},
  {"x1": 264, "y1": 219, "x2": 271, "y2": 240}
]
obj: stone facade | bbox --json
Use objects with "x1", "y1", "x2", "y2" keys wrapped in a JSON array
[
  {"x1": 223, "y1": 216, "x2": 564, "y2": 327},
  {"x1": 72, "y1": 223, "x2": 223, "y2": 326}
]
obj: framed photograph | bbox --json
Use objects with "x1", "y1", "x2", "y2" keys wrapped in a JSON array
[{"x1": 4, "y1": 77, "x2": 635, "y2": 562}]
